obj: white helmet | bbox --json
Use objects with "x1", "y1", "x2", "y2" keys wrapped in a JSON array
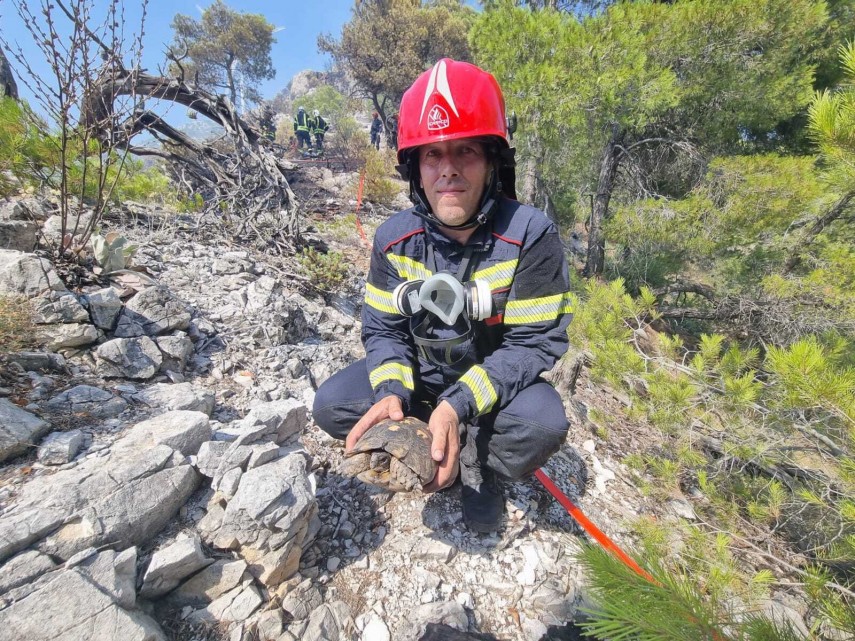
[
  {"x1": 298, "y1": 105, "x2": 305, "y2": 112},
  {"x1": 313, "y1": 109, "x2": 320, "y2": 117}
]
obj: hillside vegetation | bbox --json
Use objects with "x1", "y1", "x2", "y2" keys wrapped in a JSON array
[{"x1": 1, "y1": 0, "x2": 854, "y2": 639}]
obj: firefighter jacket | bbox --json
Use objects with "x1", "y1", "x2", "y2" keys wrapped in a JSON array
[
  {"x1": 370, "y1": 116, "x2": 383, "y2": 135},
  {"x1": 312, "y1": 116, "x2": 329, "y2": 135},
  {"x1": 293, "y1": 111, "x2": 311, "y2": 133},
  {"x1": 362, "y1": 197, "x2": 574, "y2": 425}
]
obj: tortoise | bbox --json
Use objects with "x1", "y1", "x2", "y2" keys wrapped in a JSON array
[{"x1": 341, "y1": 417, "x2": 437, "y2": 492}]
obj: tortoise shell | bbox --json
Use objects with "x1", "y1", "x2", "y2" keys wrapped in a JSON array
[{"x1": 342, "y1": 416, "x2": 437, "y2": 492}]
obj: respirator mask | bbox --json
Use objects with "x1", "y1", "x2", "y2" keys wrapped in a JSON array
[{"x1": 392, "y1": 273, "x2": 493, "y2": 365}]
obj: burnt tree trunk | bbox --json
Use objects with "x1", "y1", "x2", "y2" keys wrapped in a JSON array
[
  {"x1": 584, "y1": 124, "x2": 623, "y2": 277},
  {"x1": 85, "y1": 69, "x2": 300, "y2": 250},
  {"x1": 0, "y1": 48, "x2": 18, "y2": 100}
]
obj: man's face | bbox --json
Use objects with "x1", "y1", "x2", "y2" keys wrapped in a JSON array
[{"x1": 418, "y1": 139, "x2": 491, "y2": 227}]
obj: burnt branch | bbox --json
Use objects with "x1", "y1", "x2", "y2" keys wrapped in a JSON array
[{"x1": 86, "y1": 68, "x2": 301, "y2": 251}]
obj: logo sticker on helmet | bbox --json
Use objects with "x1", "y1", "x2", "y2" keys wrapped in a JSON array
[
  {"x1": 427, "y1": 105, "x2": 450, "y2": 130},
  {"x1": 419, "y1": 60, "x2": 460, "y2": 125}
]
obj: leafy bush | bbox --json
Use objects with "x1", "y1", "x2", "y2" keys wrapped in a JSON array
[
  {"x1": 113, "y1": 160, "x2": 175, "y2": 206},
  {"x1": 359, "y1": 147, "x2": 401, "y2": 207},
  {"x1": 297, "y1": 247, "x2": 348, "y2": 294}
]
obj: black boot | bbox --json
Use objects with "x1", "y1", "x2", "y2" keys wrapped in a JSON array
[{"x1": 460, "y1": 450, "x2": 504, "y2": 533}]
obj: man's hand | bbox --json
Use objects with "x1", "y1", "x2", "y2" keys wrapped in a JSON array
[
  {"x1": 422, "y1": 400, "x2": 461, "y2": 493},
  {"x1": 345, "y1": 395, "x2": 404, "y2": 453}
]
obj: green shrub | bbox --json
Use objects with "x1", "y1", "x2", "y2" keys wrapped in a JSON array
[
  {"x1": 0, "y1": 98, "x2": 56, "y2": 197},
  {"x1": 358, "y1": 146, "x2": 401, "y2": 207},
  {"x1": 113, "y1": 160, "x2": 175, "y2": 205},
  {"x1": 298, "y1": 247, "x2": 348, "y2": 293}
]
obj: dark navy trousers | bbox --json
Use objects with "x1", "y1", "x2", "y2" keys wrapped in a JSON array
[{"x1": 312, "y1": 359, "x2": 569, "y2": 480}]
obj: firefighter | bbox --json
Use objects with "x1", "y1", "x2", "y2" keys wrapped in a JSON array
[
  {"x1": 312, "y1": 109, "x2": 329, "y2": 150},
  {"x1": 313, "y1": 59, "x2": 573, "y2": 533},
  {"x1": 293, "y1": 106, "x2": 312, "y2": 150},
  {"x1": 370, "y1": 111, "x2": 383, "y2": 150}
]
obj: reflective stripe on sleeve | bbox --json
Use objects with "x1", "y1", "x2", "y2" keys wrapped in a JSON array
[
  {"x1": 460, "y1": 366, "x2": 498, "y2": 415},
  {"x1": 369, "y1": 362, "x2": 415, "y2": 390},
  {"x1": 472, "y1": 259, "x2": 517, "y2": 291},
  {"x1": 365, "y1": 283, "x2": 398, "y2": 314},
  {"x1": 504, "y1": 292, "x2": 575, "y2": 325},
  {"x1": 387, "y1": 254, "x2": 432, "y2": 281}
]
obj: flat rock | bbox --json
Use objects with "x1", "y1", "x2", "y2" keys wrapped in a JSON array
[
  {"x1": 0, "y1": 550, "x2": 57, "y2": 595},
  {"x1": 37, "y1": 429, "x2": 85, "y2": 465},
  {"x1": 31, "y1": 290, "x2": 89, "y2": 324},
  {"x1": 0, "y1": 569, "x2": 165, "y2": 641},
  {"x1": 114, "y1": 285, "x2": 190, "y2": 337},
  {"x1": 0, "y1": 398, "x2": 50, "y2": 463},
  {"x1": 131, "y1": 383, "x2": 215, "y2": 416},
  {"x1": 116, "y1": 410, "x2": 211, "y2": 457},
  {"x1": 39, "y1": 464, "x2": 200, "y2": 561},
  {"x1": 140, "y1": 534, "x2": 213, "y2": 598},
  {"x1": 44, "y1": 385, "x2": 128, "y2": 418},
  {"x1": 0, "y1": 250, "x2": 65, "y2": 297},
  {"x1": 96, "y1": 336, "x2": 163, "y2": 379},
  {"x1": 72, "y1": 547, "x2": 138, "y2": 609},
  {"x1": 41, "y1": 323, "x2": 100, "y2": 351},
  {"x1": 166, "y1": 559, "x2": 248, "y2": 608}
]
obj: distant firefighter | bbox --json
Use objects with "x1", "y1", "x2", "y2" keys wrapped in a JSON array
[
  {"x1": 293, "y1": 106, "x2": 312, "y2": 150},
  {"x1": 311, "y1": 109, "x2": 329, "y2": 150},
  {"x1": 370, "y1": 111, "x2": 383, "y2": 150}
]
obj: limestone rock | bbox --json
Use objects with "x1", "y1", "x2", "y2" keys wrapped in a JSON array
[
  {"x1": 82, "y1": 287, "x2": 123, "y2": 330},
  {"x1": 114, "y1": 285, "x2": 190, "y2": 337},
  {"x1": 0, "y1": 220, "x2": 37, "y2": 251},
  {"x1": 167, "y1": 559, "x2": 248, "y2": 608},
  {"x1": 0, "y1": 250, "x2": 65, "y2": 297},
  {"x1": 31, "y1": 290, "x2": 89, "y2": 324},
  {"x1": 39, "y1": 464, "x2": 200, "y2": 561},
  {"x1": 0, "y1": 569, "x2": 165, "y2": 641},
  {"x1": 116, "y1": 410, "x2": 211, "y2": 457},
  {"x1": 72, "y1": 547, "x2": 138, "y2": 609},
  {"x1": 132, "y1": 382, "x2": 215, "y2": 416},
  {"x1": 279, "y1": 577, "x2": 323, "y2": 620},
  {"x1": 96, "y1": 336, "x2": 163, "y2": 379},
  {"x1": 394, "y1": 601, "x2": 469, "y2": 641},
  {"x1": 4, "y1": 351, "x2": 66, "y2": 372},
  {"x1": 41, "y1": 322, "x2": 100, "y2": 351},
  {"x1": 44, "y1": 384, "x2": 128, "y2": 419},
  {"x1": 0, "y1": 550, "x2": 57, "y2": 595},
  {"x1": 155, "y1": 333, "x2": 194, "y2": 371},
  {"x1": 302, "y1": 601, "x2": 354, "y2": 641},
  {"x1": 0, "y1": 398, "x2": 50, "y2": 463},
  {"x1": 140, "y1": 534, "x2": 213, "y2": 598},
  {"x1": 37, "y1": 429, "x2": 85, "y2": 465}
]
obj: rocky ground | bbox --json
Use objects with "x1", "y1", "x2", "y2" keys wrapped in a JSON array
[{"x1": 0, "y1": 166, "x2": 812, "y2": 641}]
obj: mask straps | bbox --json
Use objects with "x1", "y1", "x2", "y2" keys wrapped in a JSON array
[{"x1": 424, "y1": 232, "x2": 478, "y2": 282}]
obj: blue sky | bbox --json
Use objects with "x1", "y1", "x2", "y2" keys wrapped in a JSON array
[{"x1": 0, "y1": 0, "x2": 355, "y2": 105}]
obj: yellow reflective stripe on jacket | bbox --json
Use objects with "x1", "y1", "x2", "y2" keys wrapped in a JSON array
[
  {"x1": 472, "y1": 259, "x2": 517, "y2": 291},
  {"x1": 504, "y1": 291, "x2": 574, "y2": 325},
  {"x1": 369, "y1": 362, "x2": 415, "y2": 390},
  {"x1": 460, "y1": 366, "x2": 498, "y2": 415},
  {"x1": 387, "y1": 254, "x2": 432, "y2": 281},
  {"x1": 365, "y1": 282, "x2": 398, "y2": 314}
]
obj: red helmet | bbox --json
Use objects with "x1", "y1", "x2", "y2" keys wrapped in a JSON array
[
  {"x1": 396, "y1": 59, "x2": 517, "y2": 222},
  {"x1": 397, "y1": 58, "x2": 509, "y2": 163}
]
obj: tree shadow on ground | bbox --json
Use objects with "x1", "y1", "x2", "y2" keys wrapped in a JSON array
[
  {"x1": 419, "y1": 442, "x2": 590, "y2": 554},
  {"x1": 417, "y1": 621, "x2": 600, "y2": 640}
]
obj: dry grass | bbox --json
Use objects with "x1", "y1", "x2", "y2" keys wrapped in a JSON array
[{"x1": 0, "y1": 294, "x2": 39, "y2": 353}]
